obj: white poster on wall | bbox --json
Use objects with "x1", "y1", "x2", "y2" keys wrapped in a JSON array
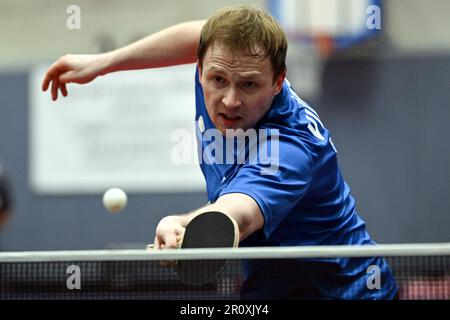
[{"x1": 29, "y1": 64, "x2": 205, "y2": 194}]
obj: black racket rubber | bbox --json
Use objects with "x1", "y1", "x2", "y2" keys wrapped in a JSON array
[{"x1": 175, "y1": 211, "x2": 237, "y2": 286}]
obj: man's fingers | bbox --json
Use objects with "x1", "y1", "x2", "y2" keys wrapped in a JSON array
[
  {"x1": 42, "y1": 76, "x2": 50, "y2": 92},
  {"x1": 42, "y1": 70, "x2": 57, "y2": 92},
  {"x1": 151, "y1": 237, "x2": 176, "y2": 267},
  {"x1": 60, "y1": 83, "x2": 68, "y2": 97},
  {"x1": 153, "y1": 236, "x2": 160, "y2": 249},
  {"x1": 165, "y1": 234, "x2": 180, "y2": 249},
  {"x1": 153, "y1": 234, "x2": 182, "y2": 250},
  {"x1": 176, "y1": 235, "x2": 183, "y2": 248},
  {"x1": 42, "y1": 65, "x2": 58, "y2": 91},
  {"x1": 42, "y1": 60, "x2": 70, "y2": 91},
  {"x1": 51, "y1": 77, "x2": 59, "y2": 101}
]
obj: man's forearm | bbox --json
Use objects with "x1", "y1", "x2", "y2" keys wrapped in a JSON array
[
  {"x1": 168, "y1": 202, "x2": 211, "y2": 228},
  {"x1": 104, "y1": 20, "x2": 206, "y2": 74},
  {"x1": 173, "y1": 194, "x2": 264, "y2": 242}
]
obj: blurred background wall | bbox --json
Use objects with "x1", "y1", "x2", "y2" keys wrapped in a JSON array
[{"x1": 0, "y1": 0, "x2": 449, "y2": 250}]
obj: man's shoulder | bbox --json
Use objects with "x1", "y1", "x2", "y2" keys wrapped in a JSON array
[
  {"x1": 260, "y1": 80, "x2": 332, "y2": 152},
  {"x1": 261, "y1": 80, "x2": 320, "y2": 132}
]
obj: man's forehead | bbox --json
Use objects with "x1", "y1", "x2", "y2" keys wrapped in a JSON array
[
  {"x1": 203, "y1": 43, "x2": 271, "y2": 74},
  {"x1": 205, "y1": 42, "x2": 266, "y2": 60},
  {"x1": 206, "y1": 65, "x2": 262, "y2": 78}
]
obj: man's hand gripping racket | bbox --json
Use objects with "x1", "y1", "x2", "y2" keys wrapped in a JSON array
[{"x1": 148, "y1": 211, "x2": 239, "y2": 285}]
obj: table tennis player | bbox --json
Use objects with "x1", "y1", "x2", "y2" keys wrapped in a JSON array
[{"x1": 42, "y1": 6, "x2": 398, "y2": 299}]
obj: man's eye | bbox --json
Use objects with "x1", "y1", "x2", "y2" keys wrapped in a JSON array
[
  {"x1": 215, "y1": 76, "x2": 225, "y2": 83},
  {"x1": 243, "y1": 81, "x2": 256, "y2": 89}
]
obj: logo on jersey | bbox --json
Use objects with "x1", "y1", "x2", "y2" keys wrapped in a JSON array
[{"x1": 171, "y1": 126, "x2": 279, "y2": 175}]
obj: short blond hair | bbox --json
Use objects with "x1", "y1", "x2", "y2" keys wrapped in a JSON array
[{"x1": 197, "y1": 6, "x2": 288, "y2": 81}]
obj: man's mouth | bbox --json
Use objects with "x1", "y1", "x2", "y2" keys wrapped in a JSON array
[
  {"x1": 220, "y1": 113, "x2": 241, "y2": 120},
  {"x1": 219, "y1": 113, "x2": 242, "y2": 127}
]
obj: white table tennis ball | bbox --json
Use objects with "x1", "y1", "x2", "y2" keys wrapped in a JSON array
[{"x1": 103, "y1": 188, "x2": 127, "y2": 213}]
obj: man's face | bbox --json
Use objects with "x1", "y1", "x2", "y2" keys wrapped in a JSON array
[{"x1": 199, "y1": 43, "x2": 285, "y2": 135}]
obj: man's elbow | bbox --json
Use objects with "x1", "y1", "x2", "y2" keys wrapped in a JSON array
[
  {"x1": 238, "y1": 211, "x2": 264, "y2": 242},
  {"x1": 213, "y1": 193, "x2": 265, "y2": 242}
]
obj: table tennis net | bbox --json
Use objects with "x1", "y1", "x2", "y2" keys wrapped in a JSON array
[{"x1": 0, "y1": 244, "x2": 449, "y2": 300}]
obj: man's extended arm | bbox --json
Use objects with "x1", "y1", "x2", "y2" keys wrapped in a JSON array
[
  {"x1": 42, "y1": 20, "x2": 206, "y2": 100},
  {"x1": 153, "y1": 193, "x2": 264, "y2": 249}
]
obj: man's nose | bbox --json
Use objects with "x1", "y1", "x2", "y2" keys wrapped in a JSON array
[{"x1": 222, "y1": 87, "x2": 242, "y2": 109}]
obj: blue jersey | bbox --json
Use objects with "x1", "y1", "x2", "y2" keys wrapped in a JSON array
[{"x1": 194, "y1": 68, "x2": 397, "y2": 299}]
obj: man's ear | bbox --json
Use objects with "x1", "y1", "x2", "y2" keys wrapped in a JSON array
[{"x1": 274, "y1": 69, "x2": 286, "y2": 95}]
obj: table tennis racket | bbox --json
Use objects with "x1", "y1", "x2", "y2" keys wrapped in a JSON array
[
  {"x1": 147, "y1": 211, "x2": 238, "y2": 285},
  {"x1": 176, "y1": 211, "x2": 239, "y2": 286}
]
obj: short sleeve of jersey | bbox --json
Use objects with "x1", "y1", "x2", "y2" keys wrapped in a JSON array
[{"x1": 219, "y1": 133, "x2": 313, "y2": 239}]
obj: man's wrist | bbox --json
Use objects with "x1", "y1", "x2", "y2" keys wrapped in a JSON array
[{"x1": 99, "y1": 51, "x2": 119, "y2": 75}]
